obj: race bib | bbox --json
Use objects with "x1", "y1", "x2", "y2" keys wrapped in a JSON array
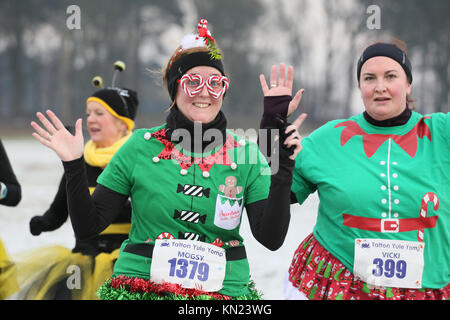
[
  {"x1": 150, "y1": 239, "x2": 226, "y2": 292},
  {"x1": 353, "y1": 239, "x2": 425, "y2": 288}
]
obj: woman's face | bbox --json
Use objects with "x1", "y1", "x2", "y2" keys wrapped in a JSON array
[
  {"x1": 175, "y1": 66, "x2": 224, "y2": 124},
  {"x1": 86, "y1": 100, "x2": 127, "y2": 148},
  {"x1": 359, "y1": 56, "x2": 411, "y2": 121}
]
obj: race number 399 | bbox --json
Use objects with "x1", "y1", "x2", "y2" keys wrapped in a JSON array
[
  {"x1": 354, "y1": 239, "x2": 425, "y2": 288},
  {"x1": 372, "y1": 258, "x2": 407, "y2": 279}
]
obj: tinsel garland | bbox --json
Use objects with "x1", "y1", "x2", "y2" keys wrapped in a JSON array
[{"x1": 97, "y1": 275, "x2": 262, "y2": 300}]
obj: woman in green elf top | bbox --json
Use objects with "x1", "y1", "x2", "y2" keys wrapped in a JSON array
[
  {"x1": 30, "y1": 19, "x2": 305, "y2": 300},
  {"x1": 16, "y1": 62, "x2": 139, "y2": 300},
  {"x1": 260, "y1": 38, "x2": 449, "y2": 300}
]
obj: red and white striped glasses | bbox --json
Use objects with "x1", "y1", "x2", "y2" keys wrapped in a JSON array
[{"x1": 178, "y1": 74, "x2": 229, "y2": 99}]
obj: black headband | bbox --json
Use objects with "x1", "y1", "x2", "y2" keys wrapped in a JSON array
[
  {"x1": 167, "y1": 51, "x2": 225, "y2": 101},
  {"x1": 357, "y1": 43, "x2": 412, "y2": 84}
]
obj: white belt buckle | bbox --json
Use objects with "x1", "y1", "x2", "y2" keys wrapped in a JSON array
[{"x1": 381, "y1": 219, "x2": 399, "y2": 233}]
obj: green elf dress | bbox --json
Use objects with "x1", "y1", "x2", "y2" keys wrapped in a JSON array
[
  {"x1": 287, "y1": 110, "x2": 449, "y2": 300},
  {"x1": 96, "y1": 123, "x2": 270, "y2": 300}
]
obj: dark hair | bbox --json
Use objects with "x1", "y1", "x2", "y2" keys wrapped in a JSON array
[{"x1": 358, "y1": 38, "x2": 415, "y2": 107}]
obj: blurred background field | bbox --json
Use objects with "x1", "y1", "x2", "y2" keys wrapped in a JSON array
[{"x1": 0, "y1": 0, "x2": 448, "y2": 136}]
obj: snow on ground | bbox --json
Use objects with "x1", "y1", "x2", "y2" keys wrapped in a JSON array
[{"x1": 0, "y1": 137, "x2": 318, "y2": 300}]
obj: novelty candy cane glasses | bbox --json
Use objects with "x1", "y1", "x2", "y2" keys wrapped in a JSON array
[{"x1": 178, "y1": 74, "x2": 229, "y2": 99}]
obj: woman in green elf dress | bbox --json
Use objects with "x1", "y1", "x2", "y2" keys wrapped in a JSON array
[
  {"x1": 30, "y1": 19, "x2": 305, "y2": 300},
  {"x1": 260, "y1": 38, "x2": 449, "y2": 300}
]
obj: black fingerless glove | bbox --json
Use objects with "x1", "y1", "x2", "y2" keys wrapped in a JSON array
[{"x1": 275, "y1": 114, "x2": 296, "y2": 158}]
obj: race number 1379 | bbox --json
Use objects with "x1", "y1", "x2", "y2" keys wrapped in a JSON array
[
  {"x1": 167, "y1": 257, "x2": 209, "y2": 281},
  {"x1": 150, "y1": 239, "x2": 226, "y2": 292}
]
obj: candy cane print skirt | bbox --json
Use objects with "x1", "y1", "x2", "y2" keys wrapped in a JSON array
[{"x1": 287, "y1": 233, "x2": 450, "y2": 300}]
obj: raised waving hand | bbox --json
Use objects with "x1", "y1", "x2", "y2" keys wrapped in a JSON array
[
  {"x1": 31, "y1": 110, "x2": 84, "y2": 162},
  {"x1": 259, "y1": 62, "x2": 305, "y2": 116},
  {"x1": 260, "y1": 63, "x2": 307, "y2": 160}
]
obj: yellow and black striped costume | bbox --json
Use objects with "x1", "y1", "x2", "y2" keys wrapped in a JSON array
[{"x1": 10, "y1": 136, "x2": 132, "y2": 300}]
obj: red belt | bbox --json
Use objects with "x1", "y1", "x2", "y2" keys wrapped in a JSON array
[{"x1": 342, "y1": 214, "x2": 438, "y2": 233}]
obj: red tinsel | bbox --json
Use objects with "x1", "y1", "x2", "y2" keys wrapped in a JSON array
[{"x1": 110, "y1": 275, "x2": 232, "y2": 300}]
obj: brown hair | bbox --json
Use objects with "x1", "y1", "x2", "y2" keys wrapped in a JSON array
[{"x1": 161, "y1": 46, "x2": 212, "y2": 109}]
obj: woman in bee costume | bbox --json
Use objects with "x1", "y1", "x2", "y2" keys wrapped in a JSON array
[
  {"x1": 30, "y1": 19, "x2": 303, "y2": 300},
  {"x1": 10, "y1": 61, "x2": 139, "y2": 300}
]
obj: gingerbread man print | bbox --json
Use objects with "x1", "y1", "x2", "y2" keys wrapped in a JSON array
[{"x1": 219, "y1": 176, "x2": 242, "y2": 198}]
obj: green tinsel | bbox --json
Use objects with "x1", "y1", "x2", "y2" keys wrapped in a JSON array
[
  {"x1": 97, "y1": 278, "x2": 262, "y2": 301},
  {"x1": 205, "y1": 38, "x2": 222, "y2": 61}
]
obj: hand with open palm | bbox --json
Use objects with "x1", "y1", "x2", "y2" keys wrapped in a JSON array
[
  {"x1": 31, "y1": 110, "x2": 84, "y2": 162},
  {"x1": 259, "y1": 63, "x2": 305, "y2": 117},
  {"x1": 260, "y1": 63, "x2": 307, "y2": 159}
]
